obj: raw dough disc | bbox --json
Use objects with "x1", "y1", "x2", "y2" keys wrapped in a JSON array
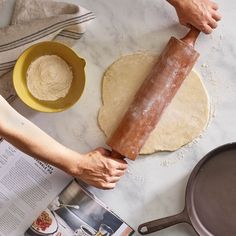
[{"x1": 98, "y1": 53, "x2": 209, "y2": 154}]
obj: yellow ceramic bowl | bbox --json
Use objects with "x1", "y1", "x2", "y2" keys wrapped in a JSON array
[{"x1": 13, "y1": 41, "x2": 86, "y2": 112}]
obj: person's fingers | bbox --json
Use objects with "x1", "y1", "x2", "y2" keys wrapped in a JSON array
[
  {"x1": 115, "y1": 160, "x2": 128, "y2": 170},
  {"x1": 202, "y1": 24, "x2": 213, "y2": 34},
  {"x1": 100, "y1": 182, "x2": 116, "y2": 190},
  {"x1": 108, "y1": 158, "x2": 128, "y2": 170},
  {"x1": 208, "y1": 19, "x2": 218, "y2": 29},
  {"x1": 84, "y1": 178, "x2": 117, "y2": 190},
  {"x1": 113, "y1": 169, "x2": 126, "y2": 177},
  {"x1": 211, "y1": 2, "x2": 219, "y2": 10},
  {"x1": 109, "y1": 169, "x2": 126, "y2": 178},
  {"x1": 212, "y1": 11, "x2": 222, "y2": 21},
  {"x1": 118, "y1": 164, "x2": 128, "y2": 171},
  {"x1": 107, "y1": 176, "x2": 121, "y2": 183},
  {"x1": 106, "y1": 167, "x2": 126, "y2": 178}
]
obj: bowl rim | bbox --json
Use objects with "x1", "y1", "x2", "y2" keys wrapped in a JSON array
[{"x1": 13, "y1": 41, "x2": 86, "y2": 113}]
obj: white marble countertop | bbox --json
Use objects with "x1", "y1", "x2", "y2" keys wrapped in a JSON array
[{"x1": 1, "y1": 0, "x2": 236, "y2": 235}]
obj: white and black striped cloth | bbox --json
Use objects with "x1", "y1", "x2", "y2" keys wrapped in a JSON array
[{"x1": 0, "y1": 0, "x2": 95, "y2": 102}]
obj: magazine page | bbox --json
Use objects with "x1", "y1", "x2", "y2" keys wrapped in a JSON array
[
  {"x1": 0, "y1": 139, "x2": 72, "y2": 236},
  {"x1": 25, "y1": 180, "x2": 134, "y2": 236}
]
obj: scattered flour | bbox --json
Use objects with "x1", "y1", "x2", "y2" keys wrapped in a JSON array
[
  {"x1": 160, "y1": 151, "x2": 185, "y2": 167},
  {"x1": 201, "y1": 63, "x2": 209, "y2": 68}
]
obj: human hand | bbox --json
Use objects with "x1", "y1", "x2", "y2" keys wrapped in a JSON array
[
  {"x1": 71, "y1": 148, "x2": 128, "y2": 189},
  {"x1": 168, "y1": 0, "x2": 222, "y2": 34}
]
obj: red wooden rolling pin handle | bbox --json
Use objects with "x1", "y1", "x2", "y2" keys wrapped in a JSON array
[
  {"x1": 108, "y1": 28, "x2": 200, "y2": 160},
  {"x1": 111, "y1": 150, "x2": 124, "y2": 159},
  {"x1": 181, "y1": 27, "x2": 200, "y2": 46}
]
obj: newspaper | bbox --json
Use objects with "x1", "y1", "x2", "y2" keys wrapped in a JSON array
[{"x1": 0, "y1": 139, "x2": 134, "y2": 236}]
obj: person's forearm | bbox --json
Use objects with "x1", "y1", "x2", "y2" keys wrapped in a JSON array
[
  {"x1": 0, "y1": 96, "x2": 128, "y2": 189},
  {"x1": 0, "y1": 95, "x2": 78, "y2": 174}
]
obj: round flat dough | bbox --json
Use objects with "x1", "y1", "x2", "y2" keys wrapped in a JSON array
[{"x1": 98, "y1": 53, "x2": 209, "y2": 154}]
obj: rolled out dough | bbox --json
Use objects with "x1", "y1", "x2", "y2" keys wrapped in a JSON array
[{"x1": 98, "y1": 53, "x2": 209, "y2": 154}]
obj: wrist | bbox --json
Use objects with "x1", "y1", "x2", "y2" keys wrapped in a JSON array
[{"x1": 58, "y1": 148, "x2": 84, "y2": 177}]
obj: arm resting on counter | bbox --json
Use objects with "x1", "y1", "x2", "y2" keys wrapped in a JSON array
[{"x1": 0, "y1": 95, "x2": 127, "y2": 189}]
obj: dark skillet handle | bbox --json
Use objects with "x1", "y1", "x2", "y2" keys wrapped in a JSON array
[{"x1": 138, "y1": 210, "x2": 189, "y2": 235}]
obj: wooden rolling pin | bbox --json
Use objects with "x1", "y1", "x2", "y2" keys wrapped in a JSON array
[{"x1": 107, "y1": 28, "x2": 200, "y2": 160}]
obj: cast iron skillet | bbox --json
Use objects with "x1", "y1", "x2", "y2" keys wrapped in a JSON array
[{"x1": 138, "y1": 143, "x2": 236, "y2": 236}]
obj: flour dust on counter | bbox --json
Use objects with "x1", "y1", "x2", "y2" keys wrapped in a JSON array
[{"x1": 98, "y1": 53, "x2": 210, "y2": 154}]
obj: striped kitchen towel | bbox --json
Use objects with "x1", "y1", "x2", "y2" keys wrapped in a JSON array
[{"x1": 0, "y1": 0, "x2": 95, "y2": 102}]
